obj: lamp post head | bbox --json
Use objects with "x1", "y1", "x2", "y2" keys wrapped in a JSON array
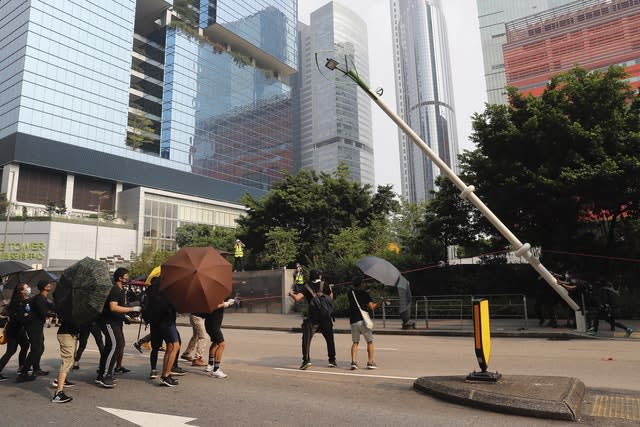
[{"x1": 325, "y1": 58, "x2": 339, "y2": 70}]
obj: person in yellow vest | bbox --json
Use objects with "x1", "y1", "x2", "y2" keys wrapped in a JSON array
[
  {"x1": 233, "y1": 239, "x2": 245, "y2": 272},
  {"x1": 292, "y1": 263, "x2": 305, "y2": 293}
]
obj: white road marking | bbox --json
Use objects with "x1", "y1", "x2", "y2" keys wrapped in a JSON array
[
  {"x1": 274, "y1": 367, "x2": 415, "y2": 380},
  {"x1": 374, "y1": 347, "x2": 398, "y2": 351},
  {"x1": 98, "y1": 407, "x2": 198, "y2": 427}
]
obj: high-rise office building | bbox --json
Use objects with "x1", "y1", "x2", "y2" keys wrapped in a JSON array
[
  {"x1": 0, "y1": 0, "x2": 297, "y2": 266},
  {"x1": 477, "y1": 0, "x2": 577, "y2": 105},
  {"x1": 296, "y1": 2, "x2": 374, "y2": 186},
  {"x1": 390, "y1": 0, "x2": 459, "y2": 203},
  {"x1": 503, "y1": 0, "x2": 640, "y2": 96}
]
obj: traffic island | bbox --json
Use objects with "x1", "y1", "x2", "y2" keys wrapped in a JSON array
[{"x1": 414, "y1": 375, "x2": 585, "y2": 421}]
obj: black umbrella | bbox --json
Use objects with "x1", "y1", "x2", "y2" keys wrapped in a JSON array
[
  {"x1": 1, "y1": 269, "x2": 58, "y2": 301},
  {"x1": 356, "y1": 256, "x2": 413, "y2": 325},
  {"x1": 53, "y1": 257, "x2": 113, "y2": 326},
  {"x1": 0, "y1": 260, "x2": 32, "y2": 277}
]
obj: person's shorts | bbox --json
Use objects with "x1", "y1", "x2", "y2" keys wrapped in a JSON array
[
  {"x1": 205, "y1": 308, "x2": 224, "y2": 345},
  {"x1": 350, "y1": 321, "x2": 373, "y2": 344},
  {"x1": 157, "y1": 323, "x2": 180, "y2": 344},
  {"x1": 57, "y1": 333, "x2": 77, "y2": 373}
]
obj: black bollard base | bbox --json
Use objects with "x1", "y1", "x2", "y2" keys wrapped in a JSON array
[{"x1": 466, "y1": 370, "x2": 502, "y2": 382}]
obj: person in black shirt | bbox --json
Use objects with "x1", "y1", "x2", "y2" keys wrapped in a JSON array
[
  {"x1": 22, "y1": 279, "x2": 54, "y2": 377},
  {"x1": 288, "y1": 268, "x2": 336, "y2": 370},
  {"x1": 0, "y1": 283, "x2": 31, "y2": 381},
  {"x1": 348, "y1": 276, "x2": 380, "y2": 370},
  {"x1": 96, "y1": 268, "x2": 141, "y2": 388}
]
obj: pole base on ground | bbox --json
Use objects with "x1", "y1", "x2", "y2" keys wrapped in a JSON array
[{"x1": 466, "y1": 370, "x2": 502, "y2": 382}]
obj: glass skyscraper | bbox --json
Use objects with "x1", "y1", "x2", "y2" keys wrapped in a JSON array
[
  {"x1": 390, "y1": 0, "x2": 459, "y2": 203},
  {"x1": 296, "y1": 2, "x2": 374, "y2": 186},
  {"x1": 0, "y1": 0, "x2": 297, "y2": 256}
]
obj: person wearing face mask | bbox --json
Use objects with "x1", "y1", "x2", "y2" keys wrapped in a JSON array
[
  {"x1": 22, "y1": 280, "x2": 55, "y2": 378},
  {"x1": 0, "y1": 283, "x2": 32, "y2": 382}
]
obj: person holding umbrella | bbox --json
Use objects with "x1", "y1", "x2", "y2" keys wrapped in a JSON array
[
  {"x1": 0, "y1": 283, "x2": 31, "y2": 381},
  {"x1": 96, "y1": 268, "x2": 141, "y2": 388}
]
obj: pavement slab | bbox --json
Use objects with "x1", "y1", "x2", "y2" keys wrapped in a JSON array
[{"x1": 413, "y1": 374, "x2": 586, "y2": 421}]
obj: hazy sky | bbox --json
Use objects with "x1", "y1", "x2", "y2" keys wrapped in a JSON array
[{"x1": 297, "y1": 0, "x2": 487, "y2": 192}]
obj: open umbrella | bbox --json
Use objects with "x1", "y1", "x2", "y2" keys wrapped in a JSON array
[
  {"x1": 1, "y1": 269, "x2": 58, "y2": 301},
  {"x1": 160, "y1": 247, "x2": 232, "y2": 314},
  {"x1": 356, "y1": 256, "x2": 413, "y2": 325},
  {"x1": 53, "y1": 257, "x2": 113, "y2": 326},
  {"x1": 0, "y1": 260, "x2": 32, "y2": 277}
]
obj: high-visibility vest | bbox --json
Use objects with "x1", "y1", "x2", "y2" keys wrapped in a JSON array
[
  {"x1": 294, "y1": 271, "x2": 305, "y2": 285},
  {"x1": 235, "y1": 242, "x2": 244, "y2": 257}
]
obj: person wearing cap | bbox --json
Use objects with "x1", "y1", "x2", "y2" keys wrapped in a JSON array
[{"x1": 233, "y1": 239, "x2": 245, "y2": 272}]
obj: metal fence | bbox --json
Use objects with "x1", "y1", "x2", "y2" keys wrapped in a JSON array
[{"x1": 373, "y1": 294, "x2": 528, "y2": 330}]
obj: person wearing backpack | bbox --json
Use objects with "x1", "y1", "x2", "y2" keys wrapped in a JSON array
[{"x1": 288, "y1": 268, "x2": 336, "y2": 370}]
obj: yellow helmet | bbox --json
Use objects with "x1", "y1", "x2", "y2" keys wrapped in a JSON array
[{"x1": 145, "y1": 266, "x2": 161, "y2": 285}]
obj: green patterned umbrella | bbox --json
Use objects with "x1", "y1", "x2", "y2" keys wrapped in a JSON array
[{"x1": 53, "y1": 257, "x2": 113, "y2": 326}]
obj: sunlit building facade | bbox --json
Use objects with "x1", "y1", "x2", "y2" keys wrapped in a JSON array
[
  {"x1": 391, "y1": 0, "x2": 459, "y2": 202},
  {"x1": 296, "y1": 2, "x2": 374, "y2": 186},
  {"x1": 503, "y1": 0, "x2": 640, "y2": 97},
  {"x1": 0, "y1": 0, "x2": 297, "y2": 265}
]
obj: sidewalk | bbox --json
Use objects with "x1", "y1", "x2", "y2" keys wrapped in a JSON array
[{"x1": 189, "y1": 312, "x2": 639, "y2": 340}]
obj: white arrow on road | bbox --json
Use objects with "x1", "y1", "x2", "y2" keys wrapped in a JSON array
[{"x1": 98, "y1": 407, "x2": 198, "y2": 427}]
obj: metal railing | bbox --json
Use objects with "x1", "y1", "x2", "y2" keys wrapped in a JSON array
[{"x1": 374, "y1": 294, "x2": 528, "y2": 330}]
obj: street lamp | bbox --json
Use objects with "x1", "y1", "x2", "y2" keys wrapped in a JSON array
[
  {"x1": 90, "y1": 190, "x2": 110, "y2": 259},
  {"x1": 324, "y1": 57, "x2": 585, "y2": 331}
]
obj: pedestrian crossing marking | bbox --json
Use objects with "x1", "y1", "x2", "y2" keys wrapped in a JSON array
[{"x1": 591, "y1": 395, "x2": 640, "y2": 421}]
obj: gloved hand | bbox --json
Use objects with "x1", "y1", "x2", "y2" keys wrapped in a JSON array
[
  {"x1": 223, "y1": 299, "x2": 235, "y2": 308},
  {"x1": 129, "y1": 306, "x2": 142, "y2": 313}
]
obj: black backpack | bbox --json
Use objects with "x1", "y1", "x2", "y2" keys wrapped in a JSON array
[
  {"x1": 140, "y1": 287, "x2": 153, "y2": 325},
  {"x1": 305, "y1": 282, "x2": 333, "y2": 320}
]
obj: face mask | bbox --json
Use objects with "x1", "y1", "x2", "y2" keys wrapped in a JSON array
[{"x1": 24, "y1": 287, "x2": 31, "y2": 297}]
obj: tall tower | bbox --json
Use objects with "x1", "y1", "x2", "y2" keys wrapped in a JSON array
[
  {"x1": 297, "y1": 2, "x2": 374, "y2": 186},
  {"x1": 391, "y1": 0, "x2": 459, "y2": 203},
  {"x1": 476, "y1": 0, "x2": 577, "y2": 105}
]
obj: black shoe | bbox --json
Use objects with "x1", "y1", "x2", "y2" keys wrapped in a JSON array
[
  {"x1": 16, "y1": 373, "x2": 36, "y2": 383},
  {"x1": 114, "y1": 367, "x2": 131, "y2": 374},
  {"x1": 0, "y1": 373, "x2": 8, "y2": 381},
  {"x1": 133, "y1": 342, "x2": 143, "y2": 353},
  {"x1": 51, "y1": 379, "x2": 76, "y2": 388},
  {"x1": 51, "y1": 390, "x2": 73, "y2": 403},
  {"x1": 72, "y1": 361, "x2": 79, "y2": 370},
  {"x1": 95, "y1": 375, "x2": 116, "y2": 388},
  {"x1": 33, "y1": 369, "x2": 49, "y2": 376},
  {"x1": 170, "y1": 367, "x2": 186, "y2": 376},
  {"x1": 160, "y1": 376, "x2": 179, "y2": 387},
  {"x1": 299, "y1": 361, "x2": 312, "y2": 370}
]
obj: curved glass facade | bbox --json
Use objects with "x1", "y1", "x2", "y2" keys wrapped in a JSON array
[{"x1": 391, "y1": 0, "x2": 459, "y2": 202}]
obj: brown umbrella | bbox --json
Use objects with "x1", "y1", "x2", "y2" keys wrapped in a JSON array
[{"x1": 160, "y1": 247, "x2": 232, "y2": 313}]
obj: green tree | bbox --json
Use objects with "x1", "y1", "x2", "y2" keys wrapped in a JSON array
[
  {"x1": 259, "y1": 226, "x2": 299, "y2": 269},
  {"x1": 237, "y1": 165, "x2": 399, "y2": 266},
  {"x1": 128, "y1": 247, "x2": 174, "y2": 278},
  {"x1": 175, "y1": 223, "x2": 235, "y2": 251},
  {"x1": 465, "y1": 66, "x2": 640, "y2": 256}
]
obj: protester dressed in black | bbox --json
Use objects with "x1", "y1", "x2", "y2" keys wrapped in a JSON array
[
  {"x1": 22, "y1": 280, "x2": 54, "y2": 376},
  {"x1": 0, "y1": 283, "x2": 32, "y2": 381}
]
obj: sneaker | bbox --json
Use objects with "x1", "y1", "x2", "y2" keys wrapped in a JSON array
[
  {"x1": 114, "y1": 367, "x2": 131, "y2": 374},
  {"x1": 149, "y1": 369, "x2": 158, "y2": 379},
  {"x1": 51, "y1": 379, "x2": 76, "y2": 388},
  {"x1": 170, "y1": 367, "x2": 186, "y2": 376},
  {"x1": 625, "y1": 328, "x2": 633, "y2": 338},
  {"x1": 299, "y1": 361, "x2": 312, "y2": 370},
  {"x1": 350, "y1": 362, "x2": 358, "y2": 370},
  {"x1": 328, "y1": 361, "x2": 337, "y2": 368},
  {"x1": 587, "y1": 330, "x2": 599, "y2": 336},
  {"x1": 96, "y1": 375, "x2": 115, "y2": 388},
  {"x1": 210, "y1": 369, "x2": 227, "y2": 379},
  {"x1": 191, "y1": 357, "x2": 207, "y2": 367},
  {"x1": 180, "y1": 353, "x2": 193, "y2": 362},
  {"x1": 367, "y1": 362, "x2": 377, "y2": 370},
  {"x1": 72, "y1": 361, "x2": 79, "y2": 370},
  {"x1": 133, "y1": 342, "x2": 143, "y2": 353},
  {"x1": 204, "y1": 364, "x2": 214, "y2": 373},
  {"x1": 16, "y1": 373, "x2": 36, "y2": 383},
  {"x1": 160, "y1": 376, "x2": 179, "y2": 387},
  {"x1": 33, "y1": 369, "x2": 49, "y2": 376},
  {"x1": 0, "y1": 373, "x2": 8, "y2": 381},
  {"x1": 51, "y1": 390, "x2": 73, "y2": 403}
]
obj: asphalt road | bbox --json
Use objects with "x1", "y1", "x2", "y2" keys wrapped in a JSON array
[{"x1": 0, "y1": 324, "x2": 638, "y2": 426}]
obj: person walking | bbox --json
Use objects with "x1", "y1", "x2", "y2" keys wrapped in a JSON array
[
  {"x1": 202, "y1": 298, "x2": 235, "y2": 378},
  {"x1": 233, "y1": 239, "x2": 245, "y2": 272},
  {"x1": 96, "y1": 268, "x2": 141, "y2": 388},
  {"x1": 591, "y1": 281, "x2": 633, "y2": 337},
  {"x1": 145, "y1": 276, "x2": 183, "y2": 386},
  {"x1": 348, "y1": 276, "x2": 380, "y2": 370},
  {"x1": 51, "y1": 319, "x2": 78, "y2": 403},
  {"x1": 0, "y1": 283, "x2": 31, "y2": 382},
  {"x1": 180, "y1": 314, "x2": 208, "y2": 367},
  {"x1": 73, "y1": 319, "x2": 104, "y2": 370},
  {"x1": 22, "y1": 279, "x2": 55, "y2": 377},
  {"x1": 288, "y1": 268, "x2": 336, "y2": 370}
]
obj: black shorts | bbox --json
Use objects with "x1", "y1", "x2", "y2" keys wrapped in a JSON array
[
  {"x1": 204, "y1": 308, "x2": 224, "y2": 345},
  {"x1": 157, "y1": 323, "x2": 180, "y2": 344}
]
